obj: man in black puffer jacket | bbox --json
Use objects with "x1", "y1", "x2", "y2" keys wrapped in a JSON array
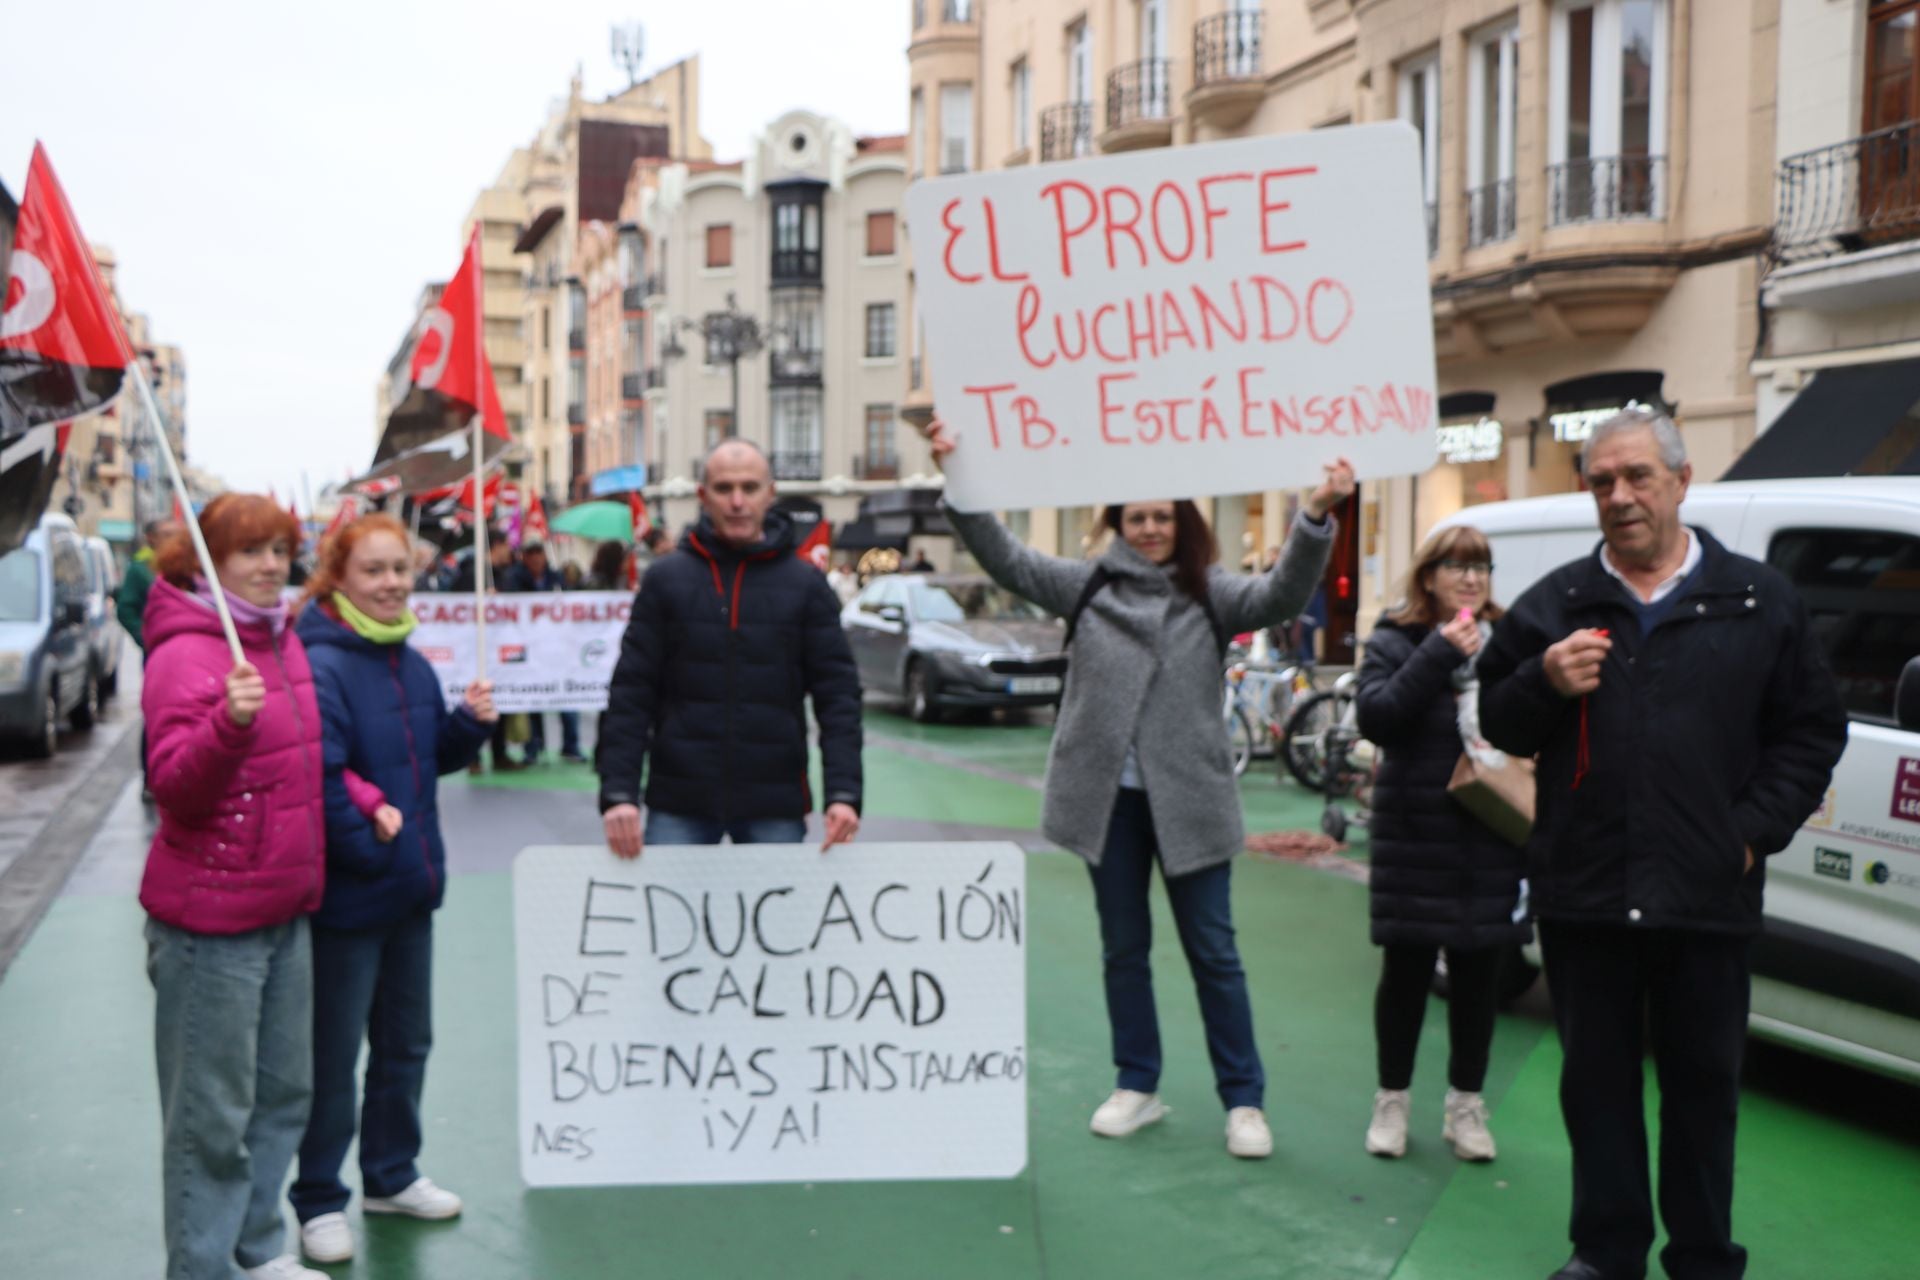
[
  {"x1": 597, "y1": 440, "x2": 862, "y2": 855},
  {"x1": 1476, "y1": 409, "x2": 1845, "y2": 1280}
]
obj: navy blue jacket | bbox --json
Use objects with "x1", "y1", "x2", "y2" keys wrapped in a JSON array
[
  {"x1": 296, "y1": 604, "x2": 493, "y2": 930},
  {"x1": 596, "y1": 510, "x2": 863, "y2": 822},
  {"x1": 1477, "y1": 529, "x2": 1847, "y2": 935}
]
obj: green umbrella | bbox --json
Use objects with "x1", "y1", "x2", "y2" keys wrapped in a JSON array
[{"x1": 549, "y1": 501, "x2": 633, "y2": 542}]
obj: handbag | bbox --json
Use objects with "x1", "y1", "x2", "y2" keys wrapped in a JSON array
[{"x1": 1447, "y1": 751, "x2": 1536, "y2": 847}]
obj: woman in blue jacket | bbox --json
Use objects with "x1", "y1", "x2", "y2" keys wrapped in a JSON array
[{"x1": 287, "y1": 515, "x2": 496, "y2": 1266}]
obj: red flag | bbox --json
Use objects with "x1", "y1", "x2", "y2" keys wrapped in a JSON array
[
  {"x1": 628, "y1": 491, "x2": 651, "y2": 540},
  {"x1": 170, "y1": 493, "x2": 187, "y2": 523},
  {"x1": 323, "y1": 494, "x2": 359, "y2": 542},
  {"x1": 795, "y1": 519, "x2": 831, "y2": 571},
  {"x1": 1, "y1": 144, "x2": 135, "y2": 553},
  {"x1": 397, "y1": 226, "x2": 508, "y2": 442},
  {"x1": 524, "y1": 491, "x2": 550, "y2": 544}
]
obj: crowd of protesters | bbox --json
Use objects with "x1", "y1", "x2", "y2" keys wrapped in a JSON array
[{"x1": 127, "y1": 405, "x2": 1842, "y2": 1280}]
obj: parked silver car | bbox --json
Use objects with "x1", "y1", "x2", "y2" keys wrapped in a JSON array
[
  {"x1": 842, "y1": 574, "x2": 1067, "y2": 722},
  {"x1": 82, "y1": 535, "x2": 124, "y2": 701},
  {"x1": 0, "y1": 514, "x2": 97, "y2": 757}
]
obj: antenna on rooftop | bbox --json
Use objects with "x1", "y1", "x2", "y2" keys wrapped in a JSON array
[{"x1": 610, "y1": 22, "x2": 646, "y2": 88}]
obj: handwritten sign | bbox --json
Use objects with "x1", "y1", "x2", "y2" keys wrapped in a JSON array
[
  {"x1": 408, "y1": 591, "x2": 628, "y2": 712},
  {"x1": 905, "y1": 123, "x2": 1438, "y2": 512},
  {"x1": 514, "y1": 844, "x2": 1029, "y2": 1186}
]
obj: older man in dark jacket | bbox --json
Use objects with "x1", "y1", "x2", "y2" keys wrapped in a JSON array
[
  {"x1": 598, "y1": 440, "x2": 862, "y2": 854},
  {"x1": 1476, "y1": 409, "x2": 1846, "y2": 1280}
]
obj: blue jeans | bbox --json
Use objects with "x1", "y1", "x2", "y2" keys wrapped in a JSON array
[
  {"x1": 644, "y1": 810, "x2": 808, "y2": 845},
  {"x1": 290, "y1": 912, "x2": 434, "y2": 1222},
  {"x1": 1088, "y1": 789, "x2": 1264, "y2": 1110},
  {"x1": 145, "y1": 916, "x2": 313, "y2": 1279},
  {"x1": 525, "y1": 712, "x2": 582, "y2": 760}
]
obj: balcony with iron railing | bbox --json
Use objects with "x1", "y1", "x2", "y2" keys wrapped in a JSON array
[
  {"x1": 913, "y1": 0, "x2": 975, "y2": 30},
  {"x1": 1465, "y1": 179, "x2": 1518, "y2": 249},
  {"x1": 1040, "y1": 102, "x2": 1094, "y2": 162},
  {"x1": 854, "y1": 453, "x2": 900, "y2": 481},
  {"x1": 1102, "y1": 59, "x2": 1173, "y2": 153},
  {"x1": 566, "y1": 403, "x2": 585, "y2": 428},
  {"x1": 1189, "y1": 10, "x2": 1263, "y2": 129},
  {"x1": 1775, "y1": 121, "x2": 1920, "y2": 268},
  {"x1": 568, "y1": 327, "x2": 586, "y2": 353},
  {"x1": 621, "y1": 372, "x2": 644, "y2": 401},
  {"x1": 770, "y1": 450, "x2": 823, "y2": 481},
  {"x1": 642, "y1": 271, "x2": 666, "y2": 299},
  {"x1": 622, "y1": 284, "x2": 645, "y2": 313},
  {"x1": 769, "y1": 347, "x2": 824, "y2": 384},
  {"x1": 772, "y1": 248, "x2": 823, "y2": 286},
  {"x1": 1547, "y1": 155, "x2": 1666, "y2": 228}
]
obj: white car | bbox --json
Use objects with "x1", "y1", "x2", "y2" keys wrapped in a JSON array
[{"x1": 1437, "y1": 476, "x2": 1920, "y2": 1083}]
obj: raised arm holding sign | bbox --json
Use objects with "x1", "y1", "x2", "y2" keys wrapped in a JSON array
[{"x1": 904, "y1": 122, "x2": 1434, "y2": 512}]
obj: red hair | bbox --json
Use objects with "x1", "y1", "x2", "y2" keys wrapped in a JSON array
[
  {"x1": 155, "y1": 494, "x2": 303, "y2": 588},
  {"x1": 302, "y1": 514, "x2": 411, "y2": 607}
]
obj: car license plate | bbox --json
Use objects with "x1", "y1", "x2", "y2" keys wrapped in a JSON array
[{"x1": 1006, "y1": 676, "x2": 1062, "y2": 695}]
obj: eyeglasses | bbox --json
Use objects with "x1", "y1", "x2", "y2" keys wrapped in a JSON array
[{"x1": 1437, "y1": 559, "x2": 1494, "y2": 578}]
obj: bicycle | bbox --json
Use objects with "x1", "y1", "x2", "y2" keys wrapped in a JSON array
[
  {"x1": 1222, "y1": 652, "x2": 1319, "y2": 776},
  {"x1": 1279, "y1": 670, "x2": 1359, "y2": 793}
]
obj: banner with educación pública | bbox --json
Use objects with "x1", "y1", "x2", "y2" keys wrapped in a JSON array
[{"x1": 408, "y1": 591, "x2": 628, "y2": 713}]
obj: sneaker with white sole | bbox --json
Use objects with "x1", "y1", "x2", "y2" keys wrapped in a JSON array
[
  {"x1": 362, "y1": 1175, "x2": 463, "y2": 1220},
  {"x1": 1442, "y1": 1088, "x2": 1497, "y2": 1161},
  {"x1": 1089, "y1": 1088, "x2": 1168, "y2": 1137},
  {"x1": 1224, "y1": 1106, "x2": 1273, "y2": 1159},
  {"x1": 1366, "y1": 1088, "x2": 1411, "y2": 1158},
  {"x1": 243, "y1": 1256, "x2": 328, "y2": 1280},
  {"x1": 298, "y1": 1212, "x2": 354, "y2": 1264}
]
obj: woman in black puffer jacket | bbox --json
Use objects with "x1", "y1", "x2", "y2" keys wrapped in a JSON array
[{"x1": 1353, "y1": 523, "x2": 1526, "y2": 1165}]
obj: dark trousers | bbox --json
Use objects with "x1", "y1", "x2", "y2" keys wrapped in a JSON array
[
  {"x1": 1374, "y1": 942, "x2": 1502, "y2": 1092},
  {"x1": 291, "y1": 912, "x2": 435, "y2": 1221},
  {"x1": 1539, "y1": 921, "x2": 1751, "y2": 1280},
  {"x1": 1087, "y1": 789, "x2": 1263, "y2": 1110},
  {"x1": 525, "y1": 711, "x2": 582, "y2": 760},
  {"x1": 489, "y1": 719, "x2": 511, "y2": 766}
]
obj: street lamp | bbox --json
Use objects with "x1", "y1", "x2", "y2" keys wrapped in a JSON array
[{"x1": 659, "y1": 291, "x2": 769, "y2": 443}]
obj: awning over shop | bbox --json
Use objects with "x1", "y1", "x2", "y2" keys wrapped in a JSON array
[
  {"x1": 1725, "y1": 358, "x2": 1920, "y2": 480},
  {"x1": 833, "y1": 516, "x2": 909, "y2": 552}
]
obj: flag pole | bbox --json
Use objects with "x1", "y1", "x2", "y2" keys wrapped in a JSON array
[
  {"x1": 132, "y1": 363, "x2": 243, "y2": 663},
  {"x1": 472, "y1": 409, "x2": 487, "y2": 681}
]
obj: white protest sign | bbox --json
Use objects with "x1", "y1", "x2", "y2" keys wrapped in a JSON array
[
  {"x1": 514, "y1": 844, "x2": 1028, "y2": 1186},
  {"x1": 409, "y1": 591, "x2": 627, "y2": 712},
  {"x1": 905, "y1": 122, "x2": 1438, "y2": 512}
]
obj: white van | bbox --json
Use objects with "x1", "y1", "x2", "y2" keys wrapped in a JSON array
[{"x1": 1436, "y1": 477, "x2": 1920, "y2": 1083}]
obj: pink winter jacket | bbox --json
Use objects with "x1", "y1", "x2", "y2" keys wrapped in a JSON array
[{"x1": 139, "y1": 578, "x2": 326, "y2": 935}]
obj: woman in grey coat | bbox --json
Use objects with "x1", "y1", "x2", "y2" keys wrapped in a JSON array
[{"x1": 929, "y1": 421, "x2": 1352, "y2": 1159}]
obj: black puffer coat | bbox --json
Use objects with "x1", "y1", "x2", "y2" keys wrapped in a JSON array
[
  {"x1": 1355, "y1": 619, "x2": 1529, "y2": 950},
  {"x1": 596, "y1": 510, "x2": 863, "y2": 822}
]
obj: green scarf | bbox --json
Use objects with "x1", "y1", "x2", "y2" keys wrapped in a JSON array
[{"x1": 332, "y1": 592, "x2": 418, "y2": 644}]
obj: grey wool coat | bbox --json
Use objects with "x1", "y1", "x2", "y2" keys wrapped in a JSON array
[{"x1": 947, "y1": 505, "x2": 1335, "y2": 876}]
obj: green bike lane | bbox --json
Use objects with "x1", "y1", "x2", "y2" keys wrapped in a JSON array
[{"x1": 0, "y1": 709, "x2": 1913, "y2": 1277}]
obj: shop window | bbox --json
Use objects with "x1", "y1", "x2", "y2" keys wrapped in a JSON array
[{"x1": 1769, "y1": 527, "x2": 1920, "y2": 724}]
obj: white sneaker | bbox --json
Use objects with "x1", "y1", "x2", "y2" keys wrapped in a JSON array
[
  {"x1": 243, "y1": 1256, "x2": 328, "y2": 1280},
  {"x1": 298, "y1": 1212, "x2": 354, "y2": 1264},
  {"x1": 1224, "y1": 1106, "x2": 1273, "y2": 1159},
  {"x1": 1365, "y1": 1088, "x2": 1410, "y2": 1158},
  {"x1": 1442, "y1": 1088, "x2": 1497, "y2": 1162},
  {"x1": 1089, "y1": 1088, "x2": 1168, "y2": 1137},
  {"x1": 362, "y1": 1175, "x2": 463, "y2": 1220}
]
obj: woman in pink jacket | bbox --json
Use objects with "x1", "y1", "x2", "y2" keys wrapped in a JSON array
[{"x1": 140, "y1": 494, "x2": 329, "y2": 1280}]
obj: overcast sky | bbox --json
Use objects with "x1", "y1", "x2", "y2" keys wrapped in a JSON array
[{"x1": 0, "y1": 0, "x2": 909, "y2": 499}]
